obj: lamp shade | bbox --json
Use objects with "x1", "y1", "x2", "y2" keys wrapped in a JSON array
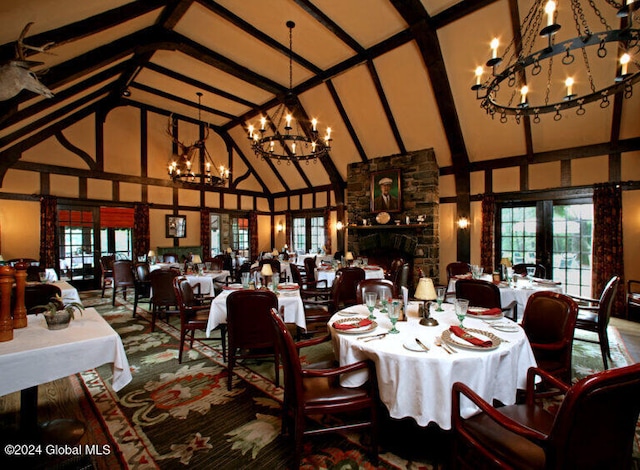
[
  {"x1": 345, "y1": 252, "x2": 354, "y2": 261},
  {"x1": 261, "y1": 263, "x2": 273, "y2": 276},
  {"x1": 226, "y1": 247, "x2": 232, "y2": 254},
  {"x1": 500, "y1": 257, "x2": 512, "y2": 267},
  {"x1": 191, "y1": 254, "x2": 202, "y2": 264},
  {"x1": 147, "y1": 250, "x2": 155, "y2": 257},
  {"x1": 0, "y1": 255, "x2": 4, "y2": 262},
  {"x1": 272, "y1": 248, "x2": 279, "y2": 256},
  {"x1": 414, "y1": 277, "x2": 437, "y2": 301}
]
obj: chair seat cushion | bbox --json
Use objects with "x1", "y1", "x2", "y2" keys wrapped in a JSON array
[
  {"x1": 302, "y1": 376, "x2": 371, "y2": 408},
  {"x1": 628, "y1": 293, "x2": 640, "y2": 306},
  {"x1": 576, "y1": 310, "x2": 598, "y2": 325},
  {"x1": 461, "y1": 403, "x2": 555, "y2": 470}
]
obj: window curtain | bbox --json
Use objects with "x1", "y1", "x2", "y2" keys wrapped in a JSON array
[
  {"x1": 200, "y1": 209, "x2": 210, "y2": 259},
  {"x1": 133, "y1": 204, "x2": 150, "y2": 261},
  {"x1": 39, "y1": 196, "x2": 58, "y2": 270},
  {"x1": 324, "y1": 207, "x2": 332, "y2": 254},
  {"x1": 480, "y1": 194, "x2": 495, "y2": 273},
  {"x1": 249, "y1": 212, "x2": 258, "y2": 261},
  {"x1": 593, "y1": 183, "x2": 625, "y2": 316}
]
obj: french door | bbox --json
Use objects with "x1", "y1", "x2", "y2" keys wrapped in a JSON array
[{"x1": 497, "y1": 199, "x2": 593, "y2": 297}]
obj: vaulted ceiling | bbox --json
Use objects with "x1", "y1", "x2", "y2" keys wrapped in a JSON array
[{"x1": 0, "y1": 0, "x2": 638, "y2": 197}]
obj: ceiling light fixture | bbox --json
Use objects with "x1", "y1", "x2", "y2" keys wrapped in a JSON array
[
  {"x1": 247, "y1": 21, "x2": 332, "y2": 164},
  {"x1": 168, "y1": 92, "x2": 230, "y2": 186},
  {"x1": 472, "y1": 0, "x2": 639, "y2": 123}
]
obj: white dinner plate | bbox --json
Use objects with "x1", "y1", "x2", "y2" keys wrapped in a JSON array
[
  {"x1": 331, "y1": 317, "x2": 378, "y2": 335},
  {"x1": 466, "y1": 307, "x2": 504, "y2": 320},
  {"x1": 489, "y1": 321, "x2": 520, "y2": 333},
  {"x1": 403, "y1": 339, "x2": 429, "y2": 352},
  {"x1": 441, "y1": 328, "x2": 501, "y2": 351}
]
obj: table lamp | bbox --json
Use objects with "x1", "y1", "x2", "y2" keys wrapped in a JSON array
[
  {"x1": 147, "y1": 250, "x2": 156, "y2": 265},
  {"x1": 191, "y1": 254, "x2": 202, "y2": 264},
  {"x1": 261, "y1": 263, "x2": 273, "y2": 288},
  {"x1": 415, "y1": 277, "x2": 438, "y2": 326},
  {"x1": 345, "y1": 251, "x2": 354, "y2": 266}
]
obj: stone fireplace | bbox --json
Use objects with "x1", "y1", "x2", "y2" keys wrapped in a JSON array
[{"x1": 346, "y1": 149, "x2": 439, "y2": 289}]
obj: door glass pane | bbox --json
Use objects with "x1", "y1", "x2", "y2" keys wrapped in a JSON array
[
  {"x1": 210, "y1": 214, "x2": 221, "y2": 256},
  {"x1": 552, "y1": 204, "x2": 593, "y2": 297},
  {"x1": 58, "y1": 209, "x2": 94, "y2": 281},
  {"x1": 293, "y1": 218, "x2": 306, "y2": 253},
  {"x1": 500, "y1": 206, "x2": 537, "y2": 265}
]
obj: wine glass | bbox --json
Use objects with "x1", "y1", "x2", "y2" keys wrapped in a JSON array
[
  {"x1": 454, "y1": 298, "x2": 469, "y2": 328},
  {"x1": 388, "y1": 301, "x2": 400, "y2": 334},
  {"x1": 436, "y1": 287, "x2": 446, "y2": 311},
  {"x1": 365, "y1": 292, "x2": 377, "y2": 320},
  {"x1": 380, "y1": 296, "x2": 389, "y2": 314}
]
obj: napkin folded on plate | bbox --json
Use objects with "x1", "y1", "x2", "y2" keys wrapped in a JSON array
[
  {"x1": 449, "y1": 326, "x2": 492, "y2": 347},
  {"x1": 467, "y1": 307, "x2": 502, "y2": 317},
  {"x1": 333, "y1": 318, "x2": 372, "y2": 330}
]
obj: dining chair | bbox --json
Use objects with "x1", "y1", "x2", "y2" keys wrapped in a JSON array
[
  {"x1": 569, "y1": 274, "x2": 620, "y2": 370},
  {"x1": 7, "y1": 258, "x2": 38, "y2": 267},
  {"x1": 226, "y1": 289, "x2": 279, "y2": 391},
  {"x1": 269, "y1": 306, "x2": 378, "y2": 469},
  {"x1": 132, "y1": 262, "x2": 151, "y2": 317},
  {"x1": 446, "y1": 262, "x2": 471, "y2": 285},
  {"x1": 451, "y1": 363, "x2": 640, "y2": 470},
  {"x1": 513, "y1": 263, "x2": 546, "y2": 278},
  {"x1": 521, "y1": 291, "x2": 579, "y2": 384},
  {"x1": 290, "y1": 262, "x2": 330, "y2": 298},
  {"x1": 112, "y1": 260, "x2": 135, "y2": 306},
  {"x1": 355, "y1": 279, "x2": 397, "y2": 304},
  {"x1": 259, "y1": 258, "x2": 287, "y2": 282},
  {"x1": 148, "y1": 268, "x2": 180, "y2": 331},
  {"x1": 20, "y1": 283, "x2": 62, "y2": 313},
  {"x1": 303, "y1": 256, "x2": 318, "y2": 283},
  {"x1": 627, "y1": 279, "x2": 640, "y2": 321},
  {"x1": 25, "y1": 264, "x2": 45, "y2": 282},
  {"x1": 385, "y1": 257, "x2": 405, "y2": 280},
  {"x1": 454, "y1": 278, "x2": 518, "y2": 321},
  {"x1": 332, "y1": 267, "x2": 366, "y2": 309},
  {"x1": 173, "y1": 276, "x2": 226, "y2": 364},
  {"x1": 99, "y1": 255, "x2": 115, "y2": 298}
]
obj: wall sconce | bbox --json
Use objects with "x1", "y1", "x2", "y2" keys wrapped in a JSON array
[
  {"x1": 336, "y1": 221, "x2": 344, "y2": 231},
  {"x1": 276, "y1": 222, "x2": 284, "y2": 233},
  {"x1": 457, "y1": 217, "x2": 470, "y2": 229}
]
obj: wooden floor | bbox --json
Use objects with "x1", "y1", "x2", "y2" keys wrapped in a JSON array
[{"x1": 611, "y1": 316, "x2": 640, "y2": 363}]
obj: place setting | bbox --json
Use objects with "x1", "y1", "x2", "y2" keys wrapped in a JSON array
[{"x1": 439, "y1": 298, "x2": 503, "y2": 351}]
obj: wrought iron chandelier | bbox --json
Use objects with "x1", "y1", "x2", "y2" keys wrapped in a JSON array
[
  {"x1": 247, "y1": 21, "x2": 332, "y2": 164},
  {"x1": 167, "y1": 92, "x2": 230, "y2": 186},
  {"x1": 471, "y1": 0, "x2": 639, "y2": 123}
]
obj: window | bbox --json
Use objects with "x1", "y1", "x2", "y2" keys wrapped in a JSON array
[
  {"x1": 58, "y1": 209, "x2": 95, "y2": 281},
  {"x1": 293, "y1": 215, "x2": 325, "y2": 253},
  {"x1": 231, "y1": 217, "x2": 249, "y2": 259},
  {"x1": 210, "y1": 214, "x2": 221, "y2": 257},
  {"x1": 497, "y1": 200, "x2": 593, "y2": 297},
  {"x1": 99, "y1": 207, "x2": 133, "y2": 260}
]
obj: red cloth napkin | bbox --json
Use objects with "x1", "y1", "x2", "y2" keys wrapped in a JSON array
[
  {"x1": 467, "y1": 307, "x2": 502, "y2": 317},
  {"x1": 449, "y1": 326, "x2": 493, "y2": 347},
  {"x1": 333, "y1": 318, "x2": 372, "y2": 330}
]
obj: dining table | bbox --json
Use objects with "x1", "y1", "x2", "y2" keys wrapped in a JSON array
[
  {"x1": 316, "y1": 265, "x2": 385, "y2": 286},
  {"x1": 206, "y1": 284, "x2": 306, "y2": 337},
  {"x1": 52, "y1": 280, "x2": 83, "y2": 305},
  {"x1": 448, "y1": 274, "x2": 563, "y2": 316},
  {"x1": 149, "y1": 264, "x2": 230, "y2": 295},
  {"x1": 0, "y1": 307, "x2": 131, "y2": 435},
  {"x1": 329, "y1": 301, "x2": 536, "y2": 430}
]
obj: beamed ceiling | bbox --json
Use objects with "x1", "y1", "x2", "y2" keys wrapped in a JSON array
[{"x1": 0, "y1": 0, "x2": 638, "y2": 198}]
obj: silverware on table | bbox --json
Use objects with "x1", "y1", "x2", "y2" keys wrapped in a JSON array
[
  {"x1": 358, "y1": 333, "x2": 385, "y2": 340},
  {"x1": 362, "y1": 333, "x2": 388, "y2": 342},
  {"x1": 434, "y1": 336, "x2": 456, "y2": 354},
  {"x1": 415, "y1": 338, "x2": 430, "y2": 351}
]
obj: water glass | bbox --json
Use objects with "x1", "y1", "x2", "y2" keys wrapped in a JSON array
[
  {"x1": 436, "y1": 287, "x2": 446, "y2": 311},
  {"x1": 241, "y1": 272, "x2": 250, "y2": 288},
  {"x1": 380, "y1": 296, "x2": 389, "y2": 313},
  {"x1": 205, "y1": 262, "x2": 212, "y2": 271},
  {"x1": 388, "y1": 301, "x2": 400, "y2": 334},
  {"x1": 454, "y1": 298, "x2": 469, "y2": 328},
  {"x1": 365, "y1": 292, "x2": 377, "y2": 320},
  {"x1": 272, "y1": 273, "x2": 279, "y2": 292}
]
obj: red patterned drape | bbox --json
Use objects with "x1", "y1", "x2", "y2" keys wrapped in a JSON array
[
  {"x1": 324, "y1": 207, "x2": 332, "y2": 254},
  {"x1": 133, "y1": 204, "x2": 150, "y2": 260},
  {"x1": 200, "y1": 209, "x2": 210, "y2": 258},
  {"x1": 39, "y1": 196, "x2": 58, "y2": 270},
  {"x1": 249, "y1": 212, "x2": 258, "y2": 262},
  {"x1": 593, "y1": 183, "x2": 624, "y2": 316},
  {"x1": 480, "y1": 194, "x2": 495, "y2": 273}
]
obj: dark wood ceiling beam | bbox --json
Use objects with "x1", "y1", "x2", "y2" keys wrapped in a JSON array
[
  {"x1": 145, "y1": 62, "x2": 258, "y2": 109},
  {"x1": 325, "y1": 80, "x2": 367, "y2": 163},
  {"x1": 293, "y1": 0, "x2": 365, "y2": 54},
  {"x1": 197, "y1": 0, "x2": 322, "y2": 74},
  {"x1": 366, "y1": 60, "x2": 406, "y2": 155},
  {"x1": 0, "y1": 0, "x2": 167, "y2": 61},
  {"x1": 160, "y1": 0, "x2": 195, "y2": 30}
]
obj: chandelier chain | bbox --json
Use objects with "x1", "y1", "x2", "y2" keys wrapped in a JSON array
[
  {"x1": 587, "y1": 0, "x2": 613, "y2": 31},
  {"x1": 572, "y1": 0, "x2": 592, "y2": 36},
  {"x1": 545, "y1": 56, "x2": 554, "y2": 105}
]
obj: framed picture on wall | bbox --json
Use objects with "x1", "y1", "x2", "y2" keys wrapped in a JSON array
[
  {"x1": 370, "y1": 169, "x2": 401, "y2": 213},
  {"x1": 166, "y1": 215, "x2": 187, "y2": 238}
]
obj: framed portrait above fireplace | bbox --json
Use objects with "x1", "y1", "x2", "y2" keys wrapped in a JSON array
[
  {"x1": 166, "y1": 215, "x2": 186, "y2": 238},
  {"x1": 371, "y1": 169, "x2": 401, "y2": 213}
]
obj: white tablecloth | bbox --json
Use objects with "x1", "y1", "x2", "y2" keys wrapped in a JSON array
[
  {"x1": 185, "y1": 271, "x2": 230, "y2": 295},
  {"x1": 206, "y1": 287, "x2": 306, "y2": 336},
  {"x1": 316, "y1": 266, "x2": 385, "y2": 286},
  {"x1": 448, "y1": 275, "x2": 563, "y2": 316},
  {"x1": 52, "y1": 280, "x2": 82, "y2": 305},
  {"x1": 330, "y1": 302, "x2": 536, "y2": 429},
  {"x1": 0, "y1": 307, "x2": 132, "y2": 396},
  {"x1": 251, "y1": 262, "x2": 292, "y2": 283}
]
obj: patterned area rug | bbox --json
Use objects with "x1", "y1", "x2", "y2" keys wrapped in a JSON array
[{"x1": 71, "y1": 292, "x2": 638, "y2": 468}]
